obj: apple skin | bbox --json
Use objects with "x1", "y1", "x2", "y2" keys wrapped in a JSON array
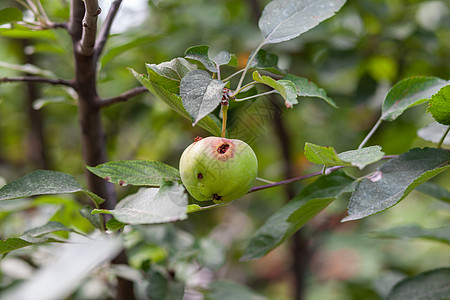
[{"x1": 179, "y1": 137, "x2": 258, "y2": 203}]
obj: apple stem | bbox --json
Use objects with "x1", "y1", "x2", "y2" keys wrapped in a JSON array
[{"x1": 221, "y1": 104, "x2": 228, "y2": 138}]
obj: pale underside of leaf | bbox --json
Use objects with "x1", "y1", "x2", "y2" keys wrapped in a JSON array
[
  {"x1": 417, "y1": 122, "x2": 450, "y2": 146},
  {"x1": 259, "y1": 0, "x2": 346, "y2": 45},
  {"x1": 132, "y1": 68, "x2": 222, "y2": 136},
  {"x1": 94, "y1": 183, "x2": 188, "y2": 225},
  {"x1": 180, "y1": 70, "x2": 225, "y2": 125},
  {"x1": 304, "y1": 143, "x2": 384, "y2": 170},
  {"x1": 146, "y1": 57, "x2": 196, "y2": 82}
]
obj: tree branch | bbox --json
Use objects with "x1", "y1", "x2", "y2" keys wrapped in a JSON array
[
  {"x1": 249, "y1": 166, "x2": 344, "y2": 193},
  {"x1": 97, "y1": 86, "x2": 148, "y2": 107},
  {"x1": 1, "y1": 76, "x2": 75, "y2": 88},
  {"x1": 47, "y1": 22, "x2": 68, "y2": 29},
  {"x1": 68, "y1": 0, "x2": 85, "y2": 41},
  {"x1": 95, "y1": 0, "x2": 122, "y2": 59},
  {"x1": 249, "y1": 155, "x2": 398, "y2": 194},
  {"x1": 77, "y1": 0, "x2": 100, "y2": 56}
]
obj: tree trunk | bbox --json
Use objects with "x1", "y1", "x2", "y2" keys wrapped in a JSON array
[{"x1": 22, "y1": 39, "x2": 50, "y2": 169}]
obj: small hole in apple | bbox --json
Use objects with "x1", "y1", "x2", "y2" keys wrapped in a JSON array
[
  {"x1": 197, "y1": 173, "x2": 203, "y2": 179},
  {"x1": 217, "y1": 143, "x2": 230, "y2": 154},
  {"x1": 213, "y1": 193, "x2": 222, "y2": 201}
]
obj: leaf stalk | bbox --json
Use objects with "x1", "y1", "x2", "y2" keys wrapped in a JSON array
[{"x1": 438, "y1": 126, "x2": 450, "y2": 148}]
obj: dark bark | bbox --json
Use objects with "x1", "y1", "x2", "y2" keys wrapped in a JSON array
[
  {"x1": 70, "y1": 0, "x2": 116, "y2": 209},
  {"x1": 69, "y1": 2, "x2": 134, "y2": 299},
  {"x1": 22, "y1": 40, "x2": 50, "y2": 169}
]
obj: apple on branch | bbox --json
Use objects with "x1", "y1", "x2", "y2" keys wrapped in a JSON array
[{"x1": 179, "y1": 137, "x2": 258, "y2": 203}]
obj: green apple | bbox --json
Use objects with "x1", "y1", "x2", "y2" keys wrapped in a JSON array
[{"x1": 179, "y1": 136, "x2": 258, "y2": 203}]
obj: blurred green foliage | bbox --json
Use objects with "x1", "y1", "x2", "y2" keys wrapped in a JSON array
[{"x1": 0, "y1": 0, "x2": 449, "y2": 299}]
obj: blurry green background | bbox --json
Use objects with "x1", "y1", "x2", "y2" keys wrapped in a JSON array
[{"x1": 0, "y1": 0, "x2": 449, "y2": 299}]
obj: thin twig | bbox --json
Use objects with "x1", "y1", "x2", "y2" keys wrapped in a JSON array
[
  {"x1": 249, "y1": 166, "x2": 345, "y2": 193},
  {"x1": 47, "y1": 22, "x2": 68, "y2": 29},
  {"x1": 235, "y1": 90, "x2": 277, "y2": 102},
  {"x1": 78, "y1": 0, "x2": 100, "y2": 56},
  {"x1": 438, "y1": 126, "x2": 450, "y2": 148},
  {"x1": 234, "y1": 41, "x2": 264, "y2": 94},
  {"x1": 223, "y1": 69, "x2": 244, "y2": 83},
  {"x1": 358, "y1": 117, "x2": 383, "y2": 149},
  {"x1": 97, "y1": 86, "x2": 148, "y2": 107},
  {"x1": 249, "y1": 154, "x2": 399, "y2": 194},
  {"x1": 1, "y1": 76, "x2": 75, "y2": 88},
  {"x1": 95, "y1": 0, "x2": 122, "y2": 59},
  {"x1": 35, "y1": 0, "x2": 51, "y2": 24}
]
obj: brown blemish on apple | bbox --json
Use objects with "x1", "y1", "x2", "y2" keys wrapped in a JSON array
[
  {"x1": 213, "y1": 193, "x2": 222, "y2": 201},
  {"x1": 217, "y1": 143, "x2": 230, "y2": 154},
  {"x1": 197, "y1": 173, "x2": 203, "y2": 180},
  {"x1": 213, "y1": 139, "x2": 235, "y2": 161}
]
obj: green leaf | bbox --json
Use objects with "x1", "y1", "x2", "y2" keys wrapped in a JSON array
[
  {"x1": 185, "y1": 45, "x2": 238, "y2": 72},
  {"x1": 283, "y1": 74, "x2": 337, "y2": 108},
  {"x1": 146, "y1": 57, "x2": 197, "y2": 94},
  {"x1": 180, "y1": 70, "x2": 226, "y2": 125},
  {"x1": 415, "y1": 181, "x2": 450, "y2": 204},
  {"x1": 87, "y1": 160, "x2": 180, "y2": 187},
  {"x1": 0, "y1": 236, "x2": 64, "y2": 256},
  {"x1": 92, "y1": 182, "x2": 188, "y2": 224},
  {"x1": 23, "y1": 221, "x2": 78, "y2": 238},
  {"x1": 417, "y1": 122, "x2": 450, "y2": 146},
  {"x1": 381, "y1": 76, "x2": 449, "y2": 121},
  {"x1": 253, "y1": 71, "x2": 298, "y2": 107},
  {"x1": 259, "y1": 0, "x2": 346, "y2": 45},
  {"x1": 211, "y1": 51, "x2": 238, "y2": 68},
  {"x1": 132, "y1": 68, "x2": 222, "y2": 136},
  {"x1": 248, "y1": 49, "x2": 285, "y2": 75},
  {"x1": 304, "y1": 143, "x2": 384, "y2": 170},
  {"x1": 0, "y1": 170, "x2": 104, "y2": 206},
  {"x1": 79, "y1": 206, "x2": 103, "y2": 229},
  {"x1": 371, "y1": 224, "x2": 450, "y2": 245},
  {"x1": 0, "y1": 27, "x2": 56, "y2": 40},
  {"x1": 338, "y1": 146, "x2": 385, "y2": 170},
  {"x1": 187, "y1": 204, "x2": 202, "y2": 213},
  {"x1": 0, "y1": 7, "x2": 23, "y2": 25},
  {"x1": 185, "y1": 45, "x2": 217, "y2": 72},
  {"x1": 241, "y1": 172, "x2": 354, "y2": 261},
  {"x1": 343, "y1": 148, "x2": 450, "y2": 222},
  {"x1": 0, "y1": 238, "x2": 33, "y2": 255},
  {"x1": 203, "y1": 280, "x2": 267, "y2": 300},
  {"x1": 387, "y1": 268, "x2": 450, "y2": 300},
  {"x1": 427, "y1": 85, "x2": 450, "y2": 125},
  {"x1": 304, "y1": 143, "x2": 342, "y2": 165},
  {"x1": 105, "y1": 218, "x2": 126, "y2": 232}
]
